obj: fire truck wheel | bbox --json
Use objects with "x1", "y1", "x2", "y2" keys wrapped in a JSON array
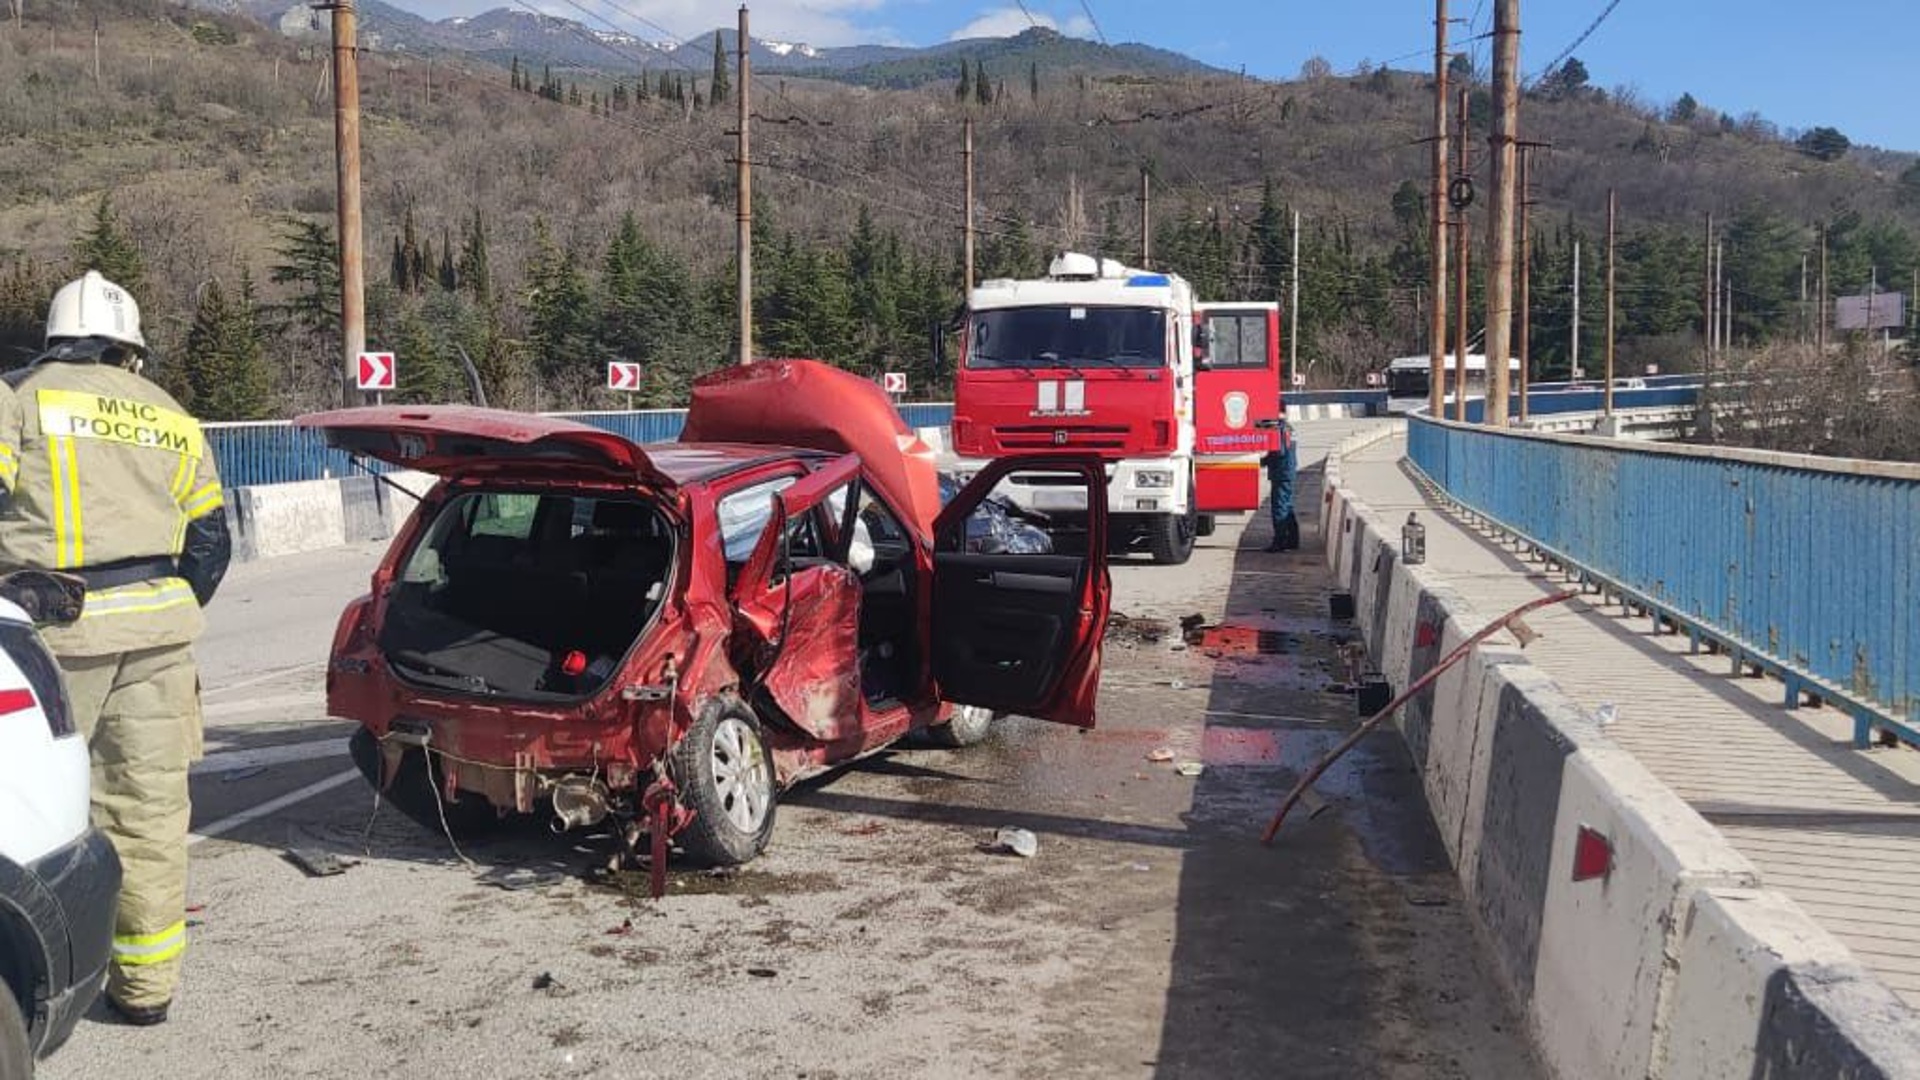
[
  {"x1": 1149, "y1": 510, "x2": 1197, "y2": 565},
  {"x1": 1195, "y1": 514, "x2": 1217, "y2": 538},
  {"x1": 923, "y1": 704, "x2": 995, "y2": 748},
  {"x1": 672, "y1": 701, "x2": 778, "y2": 866}
]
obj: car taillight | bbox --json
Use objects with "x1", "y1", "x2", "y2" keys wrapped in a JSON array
[{"x1": 0, "y1": 622, "x2": 69, "y2": 737}]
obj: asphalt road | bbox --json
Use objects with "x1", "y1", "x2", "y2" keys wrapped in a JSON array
[{"x1": 43, "y1": 418, "x2": 1542, "y2": 1080}]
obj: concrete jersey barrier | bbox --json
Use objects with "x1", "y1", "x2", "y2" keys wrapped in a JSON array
[{"x1": 1321, "y1": 422, "x2": 1920, "y2": 1080}]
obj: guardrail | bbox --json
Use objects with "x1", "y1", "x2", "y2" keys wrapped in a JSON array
[
  {"x1": 206, "y1": 403, "x2": 957, "y2": 488},
  {"x1": 1408, "y1": 413, "x2": 1919, "y2": 748},
  {"x1": 1286, "y1": 389, "x2": 1390, "y2": 416}
]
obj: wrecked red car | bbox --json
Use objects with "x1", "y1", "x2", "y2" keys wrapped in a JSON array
[{"x1": 298, "y1": 360, "x2": 1111, "y2": 868}]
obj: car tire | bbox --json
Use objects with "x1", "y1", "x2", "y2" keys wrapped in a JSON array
[
  {"x1": 349, "y1": 727, "x2": 504, "y2": 840},
  {"x1": 923, "y1": 704, "x2": 995, "y2": 748},
  {"x1": 0, "y1": 983, "x2": 30, "y2": 1080},
  {"x1": 670, "y1": 701, "x2": 777, "y2": 867},
  {"x1": 1148, "y1": 510, "x2": 1196, "y2": 565}
]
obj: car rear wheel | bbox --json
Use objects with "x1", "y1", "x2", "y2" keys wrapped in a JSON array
[
  {"x1": 671, "y1": 702, "x2": 777, "y2": 866},
  {"x1": 0, "y1": 983, "x2": 30, "y2": 1080},
  {"x1": 923, "y1": 704, "x2": 995, "y2": 748}
]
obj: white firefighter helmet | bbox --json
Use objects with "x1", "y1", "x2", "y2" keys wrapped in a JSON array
[{"x1": 45, "y1": 270, "x2": 147, "y2": 355}]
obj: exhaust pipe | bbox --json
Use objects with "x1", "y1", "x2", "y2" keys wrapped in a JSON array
[{"x1": 550, "y1": 776, "x2": 610, "y2": 832}]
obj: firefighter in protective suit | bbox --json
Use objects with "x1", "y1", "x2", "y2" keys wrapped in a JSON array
[{"x1": 0, "y1": 271, "x2": 230, "y2": 1026}]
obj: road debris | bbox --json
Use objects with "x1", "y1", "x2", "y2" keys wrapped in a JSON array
[
  {"x1": 606, "y1": 918, "x2": 634, "y2": 936},
  {"x1": 531, "y1": 972, "x2": 563, "y2": 992},
  {"x1": 479, "y1": 867, "x2": 568, "y2": 891},
  {"x1": 285, "y1": 848, "x2": 352, "y2": 877},
  {"x1": 746, "y1": 967, "x2": 778, "y2": 978},
  {"x1": 1175, "y1": 762, "x2": 1205, "y2": 777},
  {"x1": 991, "y1": 827, "x2": 1039, "y2": 858},
  {"x1": 1145, "y1": 748, "x2": 1175, "y2": 763},
  {"x1": 221, "y1": 765, "x2": 268, "y2": 783}
]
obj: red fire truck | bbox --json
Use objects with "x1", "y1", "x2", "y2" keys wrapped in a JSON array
[{"x1": 950, "y1": 253, "x2": 1283, "y2": 564}]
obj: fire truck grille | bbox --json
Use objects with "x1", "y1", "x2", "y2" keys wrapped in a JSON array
[{"x1": 996, "y1": 425, "x2": 1132, "y2": 450}]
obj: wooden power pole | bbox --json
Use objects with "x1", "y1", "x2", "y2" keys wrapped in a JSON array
[
  {"x1": 1453, "y1": 87, "x2": 1469, "y2": 422},
  {"x1": 1483, "y1": 0, "x2": 1519, "y2": 427},
  {"x1": 1818, "y1": 222, "x2": 1829, "y2": 354},
  {"x1": 1428, "y1": 0, "x2": 1450, "y2": 418},
  {"x1": 735, "y1": 5, "x2": 753, "y2": 364},
  {"x1": 1138, "y1": 167, "x2": 1151, "y2": 269},
  {"x1": 327, "y1": 0, "x2": 366, "y2": 404},
  {"x1": 961, "y1": 118, "x2": 976, "y2": 292},
  {"x1": 1703, "y1": 213, "x2": 1715, "y2": 360},
  {"x1": 1517, "y1": 146, "x2": 1533, "y2": 421},
  {"x1": 1604, "y1": 188, "x2": 1617, "y2": 418}
]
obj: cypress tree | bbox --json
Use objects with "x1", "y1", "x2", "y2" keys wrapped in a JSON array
[
  {"x1": 710, "y1": 33, "x2": 731, "y2": 106},
  {"x1": 974, "y1": 61, "x2": 992, "y2": 106},
  {"x1": 1029, "y1": 61, "x2": 1039, "y2": 100},
  {"x1": 457, "y1": 208, "x2": 491, "y2": 299},
  {"x1": 956, "y1": 62, "x2": 971, "y2": 102}
]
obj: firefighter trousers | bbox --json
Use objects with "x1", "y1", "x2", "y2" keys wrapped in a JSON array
[{"x1": 63, "y1": 642, "x2": 203, "y2": 1010}]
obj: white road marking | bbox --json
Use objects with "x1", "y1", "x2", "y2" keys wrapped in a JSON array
[
  {"x1": 1202, "y1": 709, "x2": 1331, "y2": 724},
  {"x1": 200, "y1": 662, "x2": 324, "y2": 701},
  {"x1": 187, "y1": 769, "x2": 360, "y2": 847},
  {"x1": 192, "y1": 737, "x2": 350, "y2": 776}
]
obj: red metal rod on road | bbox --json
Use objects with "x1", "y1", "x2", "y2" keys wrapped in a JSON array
[{"x1": 1260, "y1": 588, "x2": 1578, "y2": 845}]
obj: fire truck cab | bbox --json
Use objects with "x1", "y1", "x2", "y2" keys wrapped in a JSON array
[{"x1": 951, "y1": 253, "x2": 1281, "y2": 565}]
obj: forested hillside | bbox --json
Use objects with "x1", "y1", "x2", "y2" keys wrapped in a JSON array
[{"x1": 2, "y1": 0, "x2": 1917, "y2": 417}]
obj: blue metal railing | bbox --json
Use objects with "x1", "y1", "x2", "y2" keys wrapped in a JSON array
[
  {"x1": 1407, "y1": 414, "x2": 1920, "y2": 746},
  {"x1": 205, "y1": 404, "x2": 957, "y2": 489}
]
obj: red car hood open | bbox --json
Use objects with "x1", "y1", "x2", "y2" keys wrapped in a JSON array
[{"x1": 680, "y1": 360, "x2": 942, "y2": 539}]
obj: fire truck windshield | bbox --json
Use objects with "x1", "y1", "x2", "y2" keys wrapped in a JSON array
[{"x1": 967, "y1": 306, "x2": 1168, "y2": 370}]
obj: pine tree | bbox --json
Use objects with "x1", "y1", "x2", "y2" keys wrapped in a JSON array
[
  {"x1": 0, "y1": 259, "x2": 54, "y2": 361},
  {"x1": 524, "y1": 218, "x2": 596, "y2": 386},
  {"x1": 636, "y1": 69, "x2": 651, "y2": 101},
  {"x1": 1028, "y1": 61, "x2": 1039, "y2": 101},
  {"x1": 657, "y1": 71, "x2": 672, "y2": 101},
  {"x1": 180, "y1": 273, "x2": 270, "y2": 421},
  {"x1": 542, "y1": 64, "x2": 554, "y2": 100},
  {"x1": 974, "y1": 61, "x2": 992, "y2": 106},
  {"x1": 72, "y1": 194, "x2": 145, "y2": 294},
  {"x1": 267, "y1": 218, "x2": 339, "y2": 338},
  {"x1": 510, "y1": 56, "x2": 522, "y2": 92},
  {"x1": 709, "y1": 33, "x2": 731, "y2": 106},
  {"x1": 956, "y1": 61, "x2": 971, "y2": 102}
]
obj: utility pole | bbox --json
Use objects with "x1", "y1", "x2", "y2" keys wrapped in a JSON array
[
  {"x1": 1800, "y1": 254, "x2": 1810, "y2": 345},
  {"x1": 962, "y1": 118, "x2": 975, "y2": 292},
  {"x1": 1722, "y1": 273, "x2": 1732, "y2": 351},
  {"x1": 1453, "y1": 86, "x2": 1469, "y2": 422},
  {"x1": 1818, "y1": 223, "x2": 1829, "y2": 354},
  {"x1": 1517, "y1": 146, "x2": 1533, "y2": 421},
  {"x1": 92, "y1": 15, "x2": 100, "y2": 86},
  {"x1": 1138, "y1": 167, "x2": 1151, "y2": 268},
  {"x1": 1483, "y1": 0, "x2": 1518, "y2": 427},
  {"x1": 1290, "y1": 208, "x2": 1301, "y2": 383},
  {"x1": 1703, "y1": 214, "x2": 1715, "y2": 358},
  {"x1": 735, "y1": 5, "x2": 752, "y2": 365},
  {"x1": 1604, "y1": 188, "x2": 1617, "y2": 418},
  {"x1": 1571, "y1": 240, "x2": 1581, "y2": 378},
  {"x1": 326, "y1": 0, "x2": 366, "y2": 404},
  {"x1": 1428, "y1": 0, "x2": 1450, "y2": 418}
]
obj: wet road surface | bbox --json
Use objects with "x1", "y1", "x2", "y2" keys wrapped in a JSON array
[{"x1": 44, "y1": 420, "x2": 1541, "y2": 1079}]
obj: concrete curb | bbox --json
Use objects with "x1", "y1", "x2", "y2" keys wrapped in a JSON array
[
  {"x1": 1323, "y1": 430, "x2": 1920, "y2": 1080},
  {"x1": 225, "y1": 469, "x2": 431, "y2": 563}
]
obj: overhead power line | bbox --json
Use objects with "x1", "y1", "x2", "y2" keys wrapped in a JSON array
[
  {"x1": 1533, "y1": 0, "x2": 1624, "y2": 81},
  {"x1": 1076, "y1": 0, "x2": 1109, "y2": 45}
]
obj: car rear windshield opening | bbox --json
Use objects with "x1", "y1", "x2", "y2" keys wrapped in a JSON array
[{"x1": 378, "y1": 491, "x2": 673, "y2": 700}]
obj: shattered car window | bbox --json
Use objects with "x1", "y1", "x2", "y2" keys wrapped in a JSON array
[{"x1": 717, "y1": 475, "x2": 798, "y2": 563}]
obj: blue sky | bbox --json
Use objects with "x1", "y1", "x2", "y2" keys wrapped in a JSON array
[{"x1": 390, "y1": 1, "x2": 1920, "y2": 151}]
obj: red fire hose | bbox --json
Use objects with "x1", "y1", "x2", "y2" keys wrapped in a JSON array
[{"x1": 1261, "y1": 589, "x2": 1578, "y2": 845}]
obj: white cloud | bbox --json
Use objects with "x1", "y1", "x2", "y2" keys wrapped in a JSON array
[{"x1": 948, "y1": 6, "x2": 1093, "y2": 41}]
